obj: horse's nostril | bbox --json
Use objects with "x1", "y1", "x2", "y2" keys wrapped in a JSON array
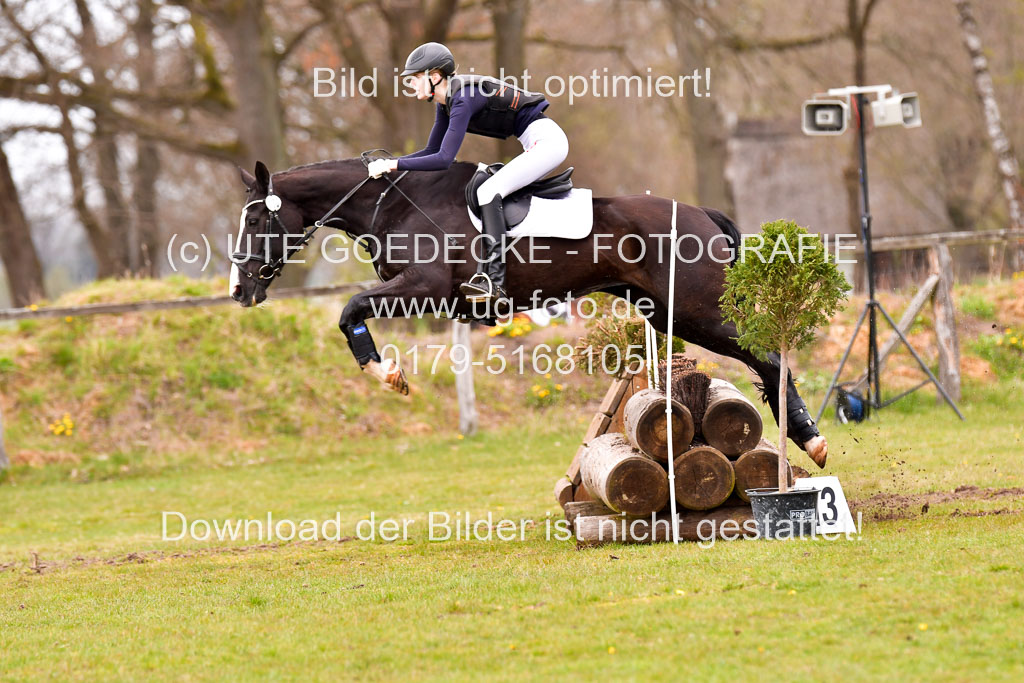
[{"x1": 231, "y1": 285, "x2": 243, "y2": 301}]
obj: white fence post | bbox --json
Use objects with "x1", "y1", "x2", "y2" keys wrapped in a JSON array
[
  {"x1": 452, "y1": 322, "x2": 478, "y2": 436},
  {"x1": 0, "y1": 404, "x2": 8, "y2": 471}
]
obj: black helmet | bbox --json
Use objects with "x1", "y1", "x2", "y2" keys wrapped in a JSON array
[{"x1": 401, "y1": 42, "x2": 455, "y2": 77}]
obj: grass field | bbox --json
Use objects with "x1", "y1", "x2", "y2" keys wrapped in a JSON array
[
  {"x1": 2, "y1": 276, "x2": 1024, "y2": 679},
  {"x1": 3, "y1": 377, "x2": 1023, "y2": 680}
]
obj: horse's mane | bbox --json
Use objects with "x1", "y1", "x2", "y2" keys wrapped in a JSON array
[{"x1": 278, "y1": 157, "x2": 477, "y2": 178}]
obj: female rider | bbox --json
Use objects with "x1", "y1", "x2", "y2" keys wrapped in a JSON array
[{"x1": 367, "y1": 42, "x2": 569, "y2": 306}]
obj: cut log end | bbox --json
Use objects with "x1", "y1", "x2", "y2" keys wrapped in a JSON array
[
  {"x1": 624, "y1": 389, "x2": 695, "y2": 463},
  {"x1": 554, "y1": 477, "x2": 573, "y2": 509},
  {"x1": 673, "y1": 446, "x2": 736, "y2": 510},
  {"x1": 581, "y1": 433, "x2": 670, "y2": 516},
  {"x1": 733, "y1": 448, "x2": 794, "y2": 502},
  {"x1": 703, "y1": 379, "x2": 763, "y2": 456}
]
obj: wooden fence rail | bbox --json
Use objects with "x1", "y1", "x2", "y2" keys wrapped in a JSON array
[
  {"x1": 0, "y1": 280, "x2": 379, "y2": 322},
  {"x1": 838, "y1": 228, "x2": 1024, "y2": 253}
]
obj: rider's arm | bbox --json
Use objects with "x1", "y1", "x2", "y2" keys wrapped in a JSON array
[
  {"x1": 399, "y1": 104, "x2": 448, "y2": 160},
  {"x1": 395, "y1": 95, "x2": 474, "y2": 172}
]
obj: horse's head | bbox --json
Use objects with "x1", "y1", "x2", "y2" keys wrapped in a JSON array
[{"x1": 231, "y1": 161, "x2": 304, "y2": 307}]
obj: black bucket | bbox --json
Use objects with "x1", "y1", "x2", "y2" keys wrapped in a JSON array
[{"x1": 746, "y1": 487, "x2": 819, "y2": 539}]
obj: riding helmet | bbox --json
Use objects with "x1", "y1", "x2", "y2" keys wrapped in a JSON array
[{"x1": 401, "y1": 42, "x2": 456, "y2": 77}]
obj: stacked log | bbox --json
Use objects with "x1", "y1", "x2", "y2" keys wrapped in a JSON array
[
  {"x1": 732, "y1": 438, "x2": 794, "y2": 502},
  {"x1": 672, "y1": 445, "x2": 735, "y2": 510},
  {"x1": 623, "y1": 389, "x2": 694, "y2": 463},
  {"x1": 556, "y1": 356, "x2": 809, "y2": 545},
  {"x1": 580, "y1": 434, "x2": 670, "y2": 515},
  {"x1": 702, "y1": 378, "x2": 763, "y2": 456}
]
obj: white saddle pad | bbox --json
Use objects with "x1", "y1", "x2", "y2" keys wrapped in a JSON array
[{"x1": 466, "y1": 188, "x2": 594, "y2": 239}]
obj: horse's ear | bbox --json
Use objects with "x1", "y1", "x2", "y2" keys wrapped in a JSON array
[
  {"x1": 254, "y1": 161, "x2": 271, "y2": 193},
  {"x1": 239, "y1": 166, "x2": 257, "y2": 191}
]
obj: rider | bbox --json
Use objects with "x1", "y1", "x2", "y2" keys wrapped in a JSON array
[{"x1": 366, "y1": 42, "x2": 569, "y2": 306}]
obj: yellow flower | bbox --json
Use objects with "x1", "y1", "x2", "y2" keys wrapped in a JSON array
[
  {"x1": 544, "y1": 373, "x2": 552, "y2": 379},
  {"x1": 555, "y1": 384, "x2": 563, "y2": 391},
  {"x1": 538, "y1": 390, "x2": 550, "y2": 398},
  {"x1": 1011, "y1": 337, "x2": 1019, "y2": 346},
  {"x1": 607, "y1": 646, "x2": 616, "y2": 654},
  {"x1": 28, "y1": 304, "x2": 38, "y2": 311},
  {"x1": 65, "y1": 316, "x2": 73, "y2": 323},
  {"x1": 788, "y1": 589, "x2": 796, "y2": 595},
  {"x1": 918, "y1": 623, "x2": 928, "y2": 631},
  {"x1": 675, "y1": 589, "x2": 686, "y2": 595},
  {"x1": 509, "y1": 644, "x2": 516, "y2": 651},
  {"x1": 531, "y1": 385, "x2": 541, "y2": 392}
]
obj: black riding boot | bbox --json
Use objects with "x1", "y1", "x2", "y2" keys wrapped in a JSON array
[{"x1": 459, "y1": 196, "x2": 509, "y2": 304}]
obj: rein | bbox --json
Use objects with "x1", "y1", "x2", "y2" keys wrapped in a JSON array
[{"x1": 231, "y1": 150, "x2": 447, "y2": 284}]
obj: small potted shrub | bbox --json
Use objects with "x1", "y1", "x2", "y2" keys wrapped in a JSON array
[{"x1": 720, "y1": 219, "x2": 850, "y2": 538}]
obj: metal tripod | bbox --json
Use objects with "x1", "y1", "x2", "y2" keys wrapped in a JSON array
[{"x1": 815, "y1": 94, "x2": 964, "y2": 424}]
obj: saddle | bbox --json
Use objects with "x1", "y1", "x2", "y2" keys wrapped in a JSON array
[{"x1": 465, "y1": 163, "x2": 574, "y2": 228}]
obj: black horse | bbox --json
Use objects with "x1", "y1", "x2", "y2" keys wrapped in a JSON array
[{"x1": 232, "y1": 158, "x2": 827, "y2": 467}]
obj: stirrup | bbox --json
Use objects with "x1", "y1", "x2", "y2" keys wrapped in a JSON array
[{"x1": 459, "y1": 273, "x2": 494, "y2": 302}]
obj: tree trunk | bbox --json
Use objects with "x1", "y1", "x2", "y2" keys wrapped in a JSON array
[
  {"x1": 491, "y1": 0, "x2": 529, "y2": 161},
  {"x1": 777, "y1": 343, "x2": 789, "y2": 493},
  {"x1": 0, "y1": 144, "x2": 45, "y2": 306},
  {"x1": 668, "y1": 2, "x2": 735, "y2": 214},
  {"x1": 134, "y1": 0, "x2": 161, "y2": 276},
  {"x1": 210, "y1": 0, "x2": 288, "y2": 170},
  {"x1": 845, "y1": 0, "x2": 871, "y2": 290},
  {"x1": 93, "y1": 117, "x2": 132, "y2": 275},
  {"x1": 58, "y1": 104, "x2": 119, "y2": 279},
  {"x1": 953, "y1": 0, "x2": 1024, "y2": 270}
]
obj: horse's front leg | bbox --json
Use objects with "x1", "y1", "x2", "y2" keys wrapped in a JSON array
[{"x1": 338, "y1": 268, "x2": 453, "y2": 395}]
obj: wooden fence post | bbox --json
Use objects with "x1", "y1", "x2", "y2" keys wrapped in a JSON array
[
  {"x1": 0, "y1": 403, "x2": 8, "y2": 471},
  {"x1": 452, "y1": 322, "x2": 478, "y2": 436},
  {"x1": 930, "y1": 244, "x2": 962, "y2": 403}
]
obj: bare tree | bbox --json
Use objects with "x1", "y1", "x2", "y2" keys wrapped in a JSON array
[
  {"x1": 490, "y1": 0, "x2": 529, "y2": 161},
  {"x1": 0, "y1": 142, "x2": 45, "y2": 306},
  {"x1": 312, "y1": 0, "x2": 461, "y2": 153},
  {"x1": 133, "y1": 0, "x2": 161, "y2": 275},
  {"x1": 953, "y1": 0, "x2": 1024, "y2": 271}
]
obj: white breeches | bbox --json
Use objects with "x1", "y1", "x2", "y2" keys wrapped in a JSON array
[{"x1": 475, "y1": 118, "x2": 570, "y2": 205}]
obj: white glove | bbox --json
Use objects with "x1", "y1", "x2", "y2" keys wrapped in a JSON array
[{"x1": 368, "y1": 158, "x2": 394, "y2": 178}]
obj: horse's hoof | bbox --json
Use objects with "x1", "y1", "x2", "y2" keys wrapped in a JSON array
[
  {"x1": 384, "y1": 360, "x2": 409, "y2": 395},
  {"x1": 804, "y1": 435, "x2": 828, "y2": 469},
  {"x1": 362, "y1": 359, "x2": 410, "y2": 396}
]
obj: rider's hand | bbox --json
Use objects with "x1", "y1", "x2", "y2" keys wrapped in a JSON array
[{"x1": 368, "y1": 158, "x2": 396, "y2": 178}]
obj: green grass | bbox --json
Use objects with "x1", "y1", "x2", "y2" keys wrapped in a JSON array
[
  {"x1": 2, "y1": 379, "x2": 1024, "y2": 680},
  {"x1": 3, "y1": 276, "x2": 1024, "y2": 679}
]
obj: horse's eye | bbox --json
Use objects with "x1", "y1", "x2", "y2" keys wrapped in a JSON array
[{"x1": 247, "y1": 218, "x2": 258, "y2": 226}]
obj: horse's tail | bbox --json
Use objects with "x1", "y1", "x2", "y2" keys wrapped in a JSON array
[{"x1": 701, "y1": 207, "x2": 741, "y2": 265}]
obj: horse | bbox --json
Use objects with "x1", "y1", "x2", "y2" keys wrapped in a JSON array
[{"x1": 230, "y1": 157, "x2": 828, "y2": 467}]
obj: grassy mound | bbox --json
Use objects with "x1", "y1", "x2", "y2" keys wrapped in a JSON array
[{"x1": 0, "y1": 277, "x2": 604, "y2": 483}]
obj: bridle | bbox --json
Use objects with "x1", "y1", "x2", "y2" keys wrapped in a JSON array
[
  {"x1": 231, "y1": 171, "x2": 372, "y2": 284},
  {"x1": 231, "y1": 150, "x2": 447, "y2": 285}
]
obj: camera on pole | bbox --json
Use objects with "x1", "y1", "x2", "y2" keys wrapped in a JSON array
[
  {"x1": 804, "y1": 84, "x2": 964, "y2": 425},
  {"x1": 802, "y1": 85, "x2": 922, "y2": 136}
]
